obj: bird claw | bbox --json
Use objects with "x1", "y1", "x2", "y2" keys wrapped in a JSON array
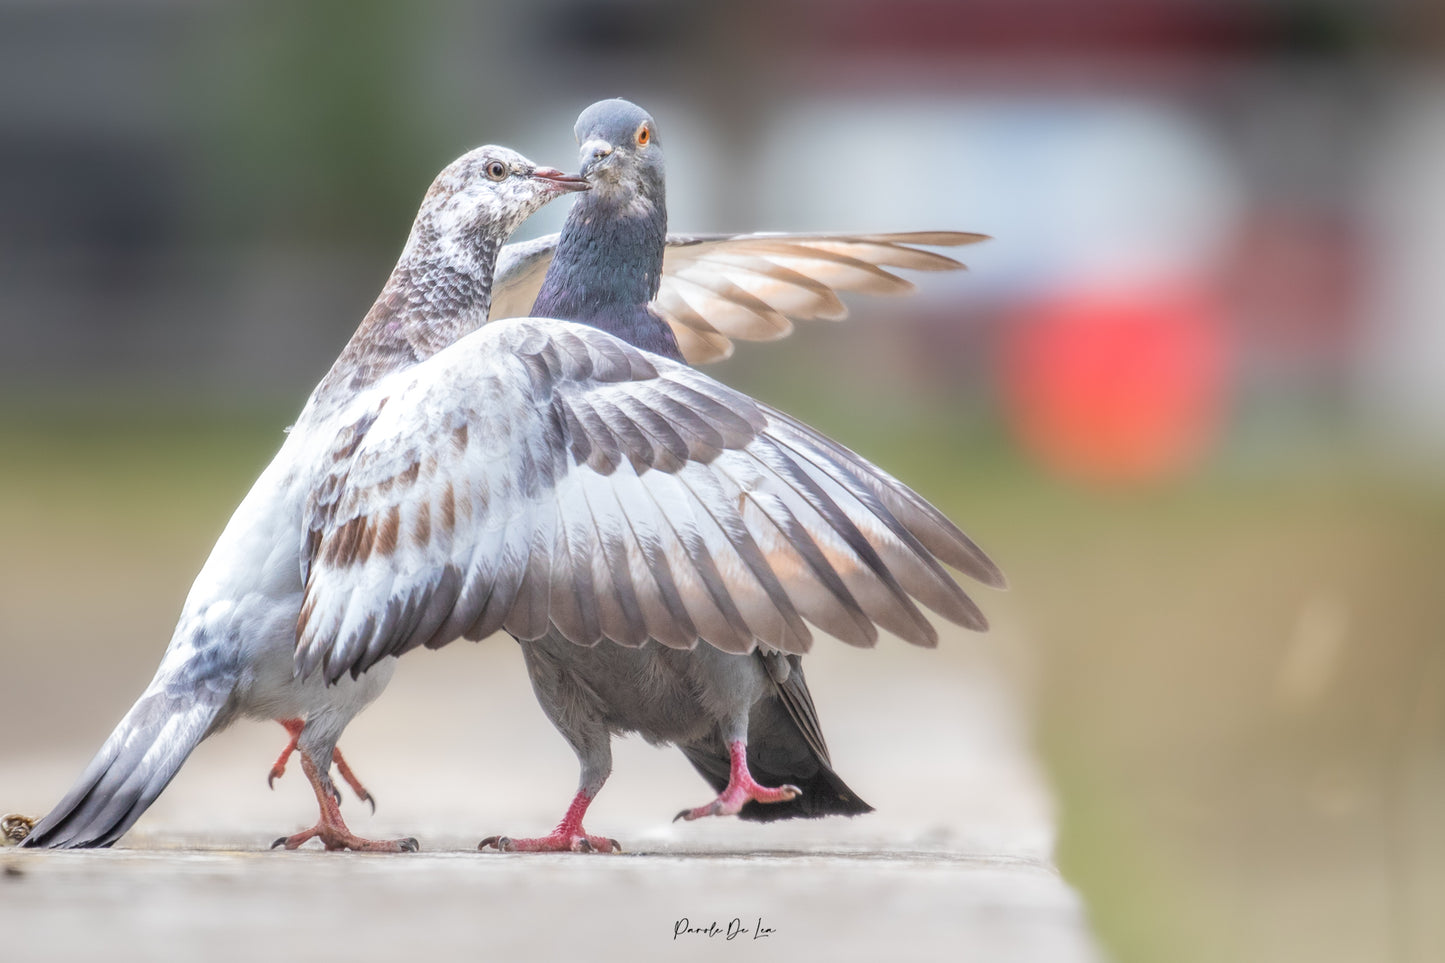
[
  {"x1": 675, "y1": 782, "x2": 802, "y2": 821},
  {"x1": 271, "y1": 827, "x2": 418, "y2": 853},
  {"x1": 478, "y1": 833, "x2": 620, "y2": 854}
]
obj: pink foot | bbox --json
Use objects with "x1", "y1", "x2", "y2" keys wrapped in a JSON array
[
  {"x1": 477, "y1": 831, "x2": 619, "y2": 854},
  {"x1": 478, "y1": 790, "x2": 621, "y2": 854},
  {"x1": 270, "y1": 751, "x2": 416, "y2": 853},
  {"x1": 272, "y1": 825, "x2": 418, "y2": 853},
  {"x1": 674, "y1": 740, "x2": 801, "y2": 821}
]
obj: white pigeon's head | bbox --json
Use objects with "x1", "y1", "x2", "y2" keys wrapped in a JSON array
[{"x1": 405, "y1": 145, "x2": 588, "y2": 265}]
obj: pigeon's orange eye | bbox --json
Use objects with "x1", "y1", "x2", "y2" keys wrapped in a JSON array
[
  {"x1": 636, "y1": 126, "x2": 651, "y2": 147},
  {"x1": 486, "y1": 161, "x2": 507, "y2": 181}
]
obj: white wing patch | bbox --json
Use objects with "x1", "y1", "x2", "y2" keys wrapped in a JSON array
[{"x1": 295, "y1": 317, "x2": 1001, "y2": 685}]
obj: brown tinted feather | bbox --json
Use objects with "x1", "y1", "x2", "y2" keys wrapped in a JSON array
[
  {"x1": 376, "y1": 504, "x2": 401, "y2": 557},
  {"x1": 325, "y1": 515, "x2": 369, "y2": 567},
  {"x1": 439, "y1": 482, "x2": 456, "y2": 533}
]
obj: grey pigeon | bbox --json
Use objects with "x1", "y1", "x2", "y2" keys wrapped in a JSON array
[
  {"x1": 21, "y1": 147, "x2": 587, "y2": 850},
  {"x1": 292, "y1": 101, "x2": 1005, "y2": 854},
  {"x1": 491, "y1": 99, "x2": 911, "y2": 848}
]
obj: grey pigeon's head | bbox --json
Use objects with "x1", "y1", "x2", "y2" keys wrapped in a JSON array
[
  {"x1": 405, "y1": 145, "x2": 588, "y2": 264},
  {"x1": 574, "y1": 99, "x2": 664, "y2": 212}
]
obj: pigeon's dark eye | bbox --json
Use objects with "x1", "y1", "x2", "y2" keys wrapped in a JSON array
[
  {"x1": 485, "y1": 161, "x2": 508, "y2": 181},
  {"x1": 636, "y1": 126, "x2": 650, "y2": 147}
]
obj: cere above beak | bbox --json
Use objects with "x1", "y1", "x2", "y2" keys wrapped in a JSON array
[
  {"x1": 532, "y1": 167, "x2": 590, "y2": 193},
  {"x1": 579, "y1": 140, "x2": 616, "y2": 180}
]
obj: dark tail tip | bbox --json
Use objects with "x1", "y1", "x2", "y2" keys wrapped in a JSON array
[
  {"x1": 736, "y1": 761, "x2": 874, "y2": 822},
  {"x1": 21, "y1": 680, "x2": 228, "y2": 849}
]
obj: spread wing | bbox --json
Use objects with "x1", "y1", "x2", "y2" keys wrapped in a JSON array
[
  {"x1": 295, "y1": 318, "x2": 1003, "y2": 685},
  {"x1": 489, "y1": 235, "x2": 559, "y2": 326},
  {"x1": 488, "y1": 231, "x2": 988, "y2": 363}
]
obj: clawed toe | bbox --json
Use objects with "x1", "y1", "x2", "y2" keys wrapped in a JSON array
[
  {"x1": 676, "y1": 779, "x2": 803, "y2": 822},
  {"x1": 271, "y1": 826, "x2": 418, "y2": 853},
  {"x1": 477, "y1": 832, "x2": 620, "y2": 854}
]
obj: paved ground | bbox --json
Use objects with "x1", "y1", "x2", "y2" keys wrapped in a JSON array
[{"x1": 0, "y1": 625, "x2": 1101, "y2": 962}]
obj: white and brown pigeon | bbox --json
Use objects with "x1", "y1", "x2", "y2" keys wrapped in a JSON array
[
  {"x1": 21, "y1": 146, "x2": 589, "y2": 851},
  {"x1": 293, "y1": 100, "x2": 1005, "y2": 854}
]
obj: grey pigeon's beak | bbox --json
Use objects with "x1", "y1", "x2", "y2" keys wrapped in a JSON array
[
  {"x1": 532, "y1": 167, "x2": 590, "y2": 194},
  {"x1": 579, "y1": 139, "x2": 616, "y2": 180}
]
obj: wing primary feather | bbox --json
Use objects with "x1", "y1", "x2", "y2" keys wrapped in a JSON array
[
  {"x1": 610, "y1": 467, "x2": 700, "y2": 648},
  {"x1": 746, "y1": 435, "x2": 939, "y2": 645},
  {"x1": 576, "y1": 473, "x2": 650, "y2": 646},
  {"x1": 673, "y1": 464, "x2": 812, "y2": 654},
  {"x1": 635, "y1": 472, "x2": 755, "y2": 653},
  {"x1": 766, "y1": 406, "x2": 1004, "y2": 588},
  {"x1": 765, "y1": 428, "x2": 987, "y2": 634},
  {"x1": 716, "y1": 458, "x2": 878, "y2": 648}
]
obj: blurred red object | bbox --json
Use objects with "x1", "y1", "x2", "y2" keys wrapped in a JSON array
[{"x1": 1003, "y1": 284, "x2": 1230, "y2": 484}]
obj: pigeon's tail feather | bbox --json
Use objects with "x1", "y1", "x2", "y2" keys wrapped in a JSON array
[
  {"x1": 681, "y1": 657, "x2": 873, "y2": 822},
  {"x1": 738, "y1": 752, "x2": 873, "y2": 822},
  {"x1": 21, "y1": 669, "x2": 234, "y2": 849}
]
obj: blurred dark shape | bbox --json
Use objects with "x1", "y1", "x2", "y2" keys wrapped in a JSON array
[
  {"x1": 542, "y1": 0, "x2": 696, "y2": 53},
  {"x1": 0, "y1": 136, "x2": 178, "y2": 289},
  {"x1": 1003, "y1": 284, "x2": 1230, "y2": 484},
  {"x1": 789, "y1": 0, "x2": 1386, "y2": 57}
]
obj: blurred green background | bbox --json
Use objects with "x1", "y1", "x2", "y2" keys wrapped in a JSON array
[{"x1": 3, "y1": 2, "x2": 1444, "y2": 961}]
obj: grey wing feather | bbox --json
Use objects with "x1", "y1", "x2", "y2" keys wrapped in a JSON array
[
  {"x1": 295, "y1": 318, "x2": 1001, "y2": 685},
  {"x1": 657, "y1": 231, "x2": 988, "y2": 363},
  {"x1": 487, "y1": 230, "x2": 989, "y2": 364}
]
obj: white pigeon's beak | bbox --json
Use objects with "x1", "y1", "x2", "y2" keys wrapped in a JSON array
[{"x1": 531, "y1": 167, "x2": 590, "y2": 194}]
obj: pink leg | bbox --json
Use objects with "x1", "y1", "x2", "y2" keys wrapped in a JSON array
[
  {"x1": 271, "y1": 751, "x2": 418, "y2": 853},
  {"x1": 478, "y1": 791, "x2": 621, "y2": 854},
  {"x1": 268, "y1": 719, "x2": 374, "y2": 811},
  {"x1": 674, "y1": 740, "x2": 800, "y2": 822},
  {"x1": 332, "y1": 749, "x2": 375, "y2": 813},
  {"x1": 268, "y1": 718, "x2": 305, "y2": 789}
]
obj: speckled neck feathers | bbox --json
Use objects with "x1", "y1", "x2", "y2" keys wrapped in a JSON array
[
  {"x1": 531, "y1": 183, "x2": 680, "y2": 361},
  {"x1": 309, "y1": 215, "x2": 501, "y2": 419}
]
